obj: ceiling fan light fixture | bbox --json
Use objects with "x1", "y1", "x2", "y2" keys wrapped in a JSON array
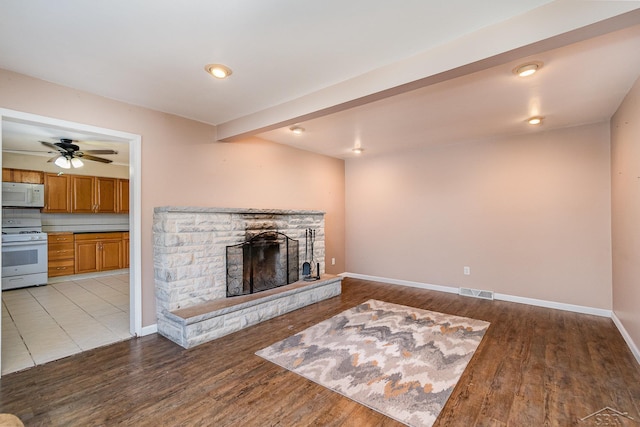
[
  {"x1": 513, "y1": 61, "x2": 543, "y2": 77},
  {"x1": 204, "y1": 63, "x2": 233, "y2": 79},
  {"x1": 70, "y1": 157, "x2": 84, "y2": 168},
  {"x1": 54, "y1": 156, "x2": 71, "y2": 169}
]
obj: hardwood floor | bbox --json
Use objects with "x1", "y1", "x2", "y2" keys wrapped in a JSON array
[{"x1": 1, "y1": 278, "x2": 639, "y2": 426}]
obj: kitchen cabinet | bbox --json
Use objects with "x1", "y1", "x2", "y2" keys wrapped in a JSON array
[
  {"x1": 117, "y1": 179, "x2": 129, "y2": 213},
  {"x1": 44, "y1": 174, "x2": 119, "y2": 214},
  {"x1": 96, "y1": 177, "x2": 118, "y2": 213},
  {"x1": 71, "y1": 175, "x2": 95, "y2": 213},
  {"x1": 122, "y1": 232, "x2": 130, "y2": 268},
  {"x1": 10, "y1": 169, "x2": 126, "y2": 214},
  {"x1": 43, "y1": 173, "x2": 71, "y2": 213},
  {"x1": 2, "y1": 168, "x2": 44, "y2": 184},
  {"x1": 71, "y1": 175, "x2": 118, "y2": 213},
  {"x1": 74, "y1": 232, "x2": 124, "y2": 274},
  {"x1": 48, "y1": 232, "x2": 75, "y2": 277}
]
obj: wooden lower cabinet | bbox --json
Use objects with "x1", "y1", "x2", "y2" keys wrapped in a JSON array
[
  {"x1": 101, "y1": 240, "x2": 123, "y2": 270},
  {"x1": 122, "y1": 232, "x2": 130, "y2": 268},
  {"x1": 74, "y1": 232, "x2": 124, "y2": 274},
  {"x1": 48, "y1": 232, "x2": 75, "y2": 277},
  {"x1": 74, "y1": 240, "x2": 99, "y2": 274}
]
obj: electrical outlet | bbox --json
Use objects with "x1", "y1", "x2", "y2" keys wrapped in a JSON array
[
  {"x1": 331, "y1": 258, "x2": 336, "y2": 265},
  {"x1": 463, "y1": 266, "x2": 471, "y2": 275}
]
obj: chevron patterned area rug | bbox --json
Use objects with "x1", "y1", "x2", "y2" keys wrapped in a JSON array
[{"x1": 256, "y1": 299, "x2": 490, "y2": 427}]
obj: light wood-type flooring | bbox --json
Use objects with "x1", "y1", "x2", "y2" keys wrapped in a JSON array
[{"x1": 1, "y1": 278, "x2": 639, "y2": 426}]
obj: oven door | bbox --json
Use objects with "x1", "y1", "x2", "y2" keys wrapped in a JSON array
[{"x1": 2, "y1": 240, "x2": 48, "y2": 277}]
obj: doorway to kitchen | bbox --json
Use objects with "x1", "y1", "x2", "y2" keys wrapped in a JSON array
[{"x1": 0, "y1": 108, "x2": 142, "y2": 377}]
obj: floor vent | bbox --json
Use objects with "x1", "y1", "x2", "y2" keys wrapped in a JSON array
[{"x1": 459, "y1": 287, "x2": 494, "y2": 300}]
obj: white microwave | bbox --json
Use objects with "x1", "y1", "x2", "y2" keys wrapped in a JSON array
[{"x1": 2, "y1": 182, "x2": 45, "y2": 208}]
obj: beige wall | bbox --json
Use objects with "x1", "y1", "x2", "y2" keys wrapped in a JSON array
[
  {"x1": 345, "y1": 123, "x2": 612, "y2": 309},
  {"x1": 0, "y1": 69, "x2": 346, "y2": 327},
  {"x1": 611, "y1": 76, "x2": 640, "y2": 348}
]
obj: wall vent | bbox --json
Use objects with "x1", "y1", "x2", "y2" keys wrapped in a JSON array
[{"x1": 459, "y1": 287, "x2": 494, "y2": 300}]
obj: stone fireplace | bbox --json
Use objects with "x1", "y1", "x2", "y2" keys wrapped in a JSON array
[{"x1": 153, "y1": 207, "x2": 342, "y2": 348}]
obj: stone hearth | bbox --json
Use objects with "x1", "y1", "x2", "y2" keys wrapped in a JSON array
[{"x1": 153, "y1": 207, "x2": 342, "y2": 348}]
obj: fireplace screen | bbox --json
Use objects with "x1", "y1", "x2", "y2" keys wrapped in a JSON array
[{"x1": 226, "y1": 232, "x2": 299, "y2": 297}]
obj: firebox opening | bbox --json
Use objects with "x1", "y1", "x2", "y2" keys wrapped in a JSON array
[{"x1": 226, "y1": 231, "x2": 299, "y2": 297}]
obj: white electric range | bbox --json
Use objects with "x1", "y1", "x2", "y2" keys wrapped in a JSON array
[{"x1": 2, "y1": 209, "x2": 48, "y2": 290}]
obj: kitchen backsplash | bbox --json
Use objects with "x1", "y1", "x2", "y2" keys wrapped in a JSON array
[{"x1": 42, "y1": 213, "x2": 129, "y2": 233}]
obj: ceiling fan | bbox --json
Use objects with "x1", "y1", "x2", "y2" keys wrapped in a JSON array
[{"x1": 40, "y1": 138, "x2": 118, "y2": 169}]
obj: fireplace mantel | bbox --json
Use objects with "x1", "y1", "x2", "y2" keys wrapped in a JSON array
[
  {"x1": 154, "y1": 206, "x2": 325, "y2": 215},
  {"x1": 153, "y1": 207, "x2": 341, "y2": 348}
]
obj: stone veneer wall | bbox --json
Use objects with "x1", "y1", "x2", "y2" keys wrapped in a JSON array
[{"x1": 153, "y1": 207, "x2": 330, "y2": 346}]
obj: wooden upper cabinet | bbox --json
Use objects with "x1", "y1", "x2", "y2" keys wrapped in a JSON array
[
  {"x1": 10, "y1": 169, "x2": 127, "y2": 214},
  {"x1": 95, "y1": 177, "x2": 118, "y2": 213},
  {"x1": 70, "y1": 175, "x2": 118, "y2": 213},
  {"x1": 71, "y1": 175, "x2": 96, "y2": 213},
  {"x1": 43, "y1": 173, "x2": 71, "y2": 213},
  {"x1": 117, "y1": 179, "x2": 129, "y2": 213},
  {"x1": 3, "y1": 168, "x2": 44, "y2": 184}
]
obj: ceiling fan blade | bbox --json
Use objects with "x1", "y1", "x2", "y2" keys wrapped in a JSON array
[
  {"x1": 47, "y1": 155, "x2": 60, "y2": 163},
  {"x1": 40, "y1": 140, "x2": 64, "y2": 152},
  {"x1": 82, "y1": 149, "x2": 118, "y2": 155},
  {"x1": 78, "y1": 153, "x2": 113, "y2": 164}
]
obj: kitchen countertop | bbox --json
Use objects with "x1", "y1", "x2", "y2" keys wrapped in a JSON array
[{"x1": 43, "y1": 226, "x2": 129, "y2": 233}]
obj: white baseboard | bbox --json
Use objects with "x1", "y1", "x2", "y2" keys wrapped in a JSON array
[
  {"x1": 340, "y1": 272, "x2": 611, "y2": 317},
  {"x1": 339, "y1": 272, "x2": 459, "y2": 295},
  {"x1": 612, "y1": 312, "x2": 640, "y2": 366},
  {"x1": 494, "y1": 292, "x2": 611, "y2": 317},
  {"x1": 47, "y1": 268, "x2": 130, "y2": 284},
  {"x1": 139, "y1": 324, "x2": 157, "y2": 336}
]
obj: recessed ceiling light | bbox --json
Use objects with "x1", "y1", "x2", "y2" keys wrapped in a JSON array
[
  {"x1": 205, "y1": 64, "x2": 233, "y2": 79},
  {"x1": 289, "y1": 126, "x2": 305, "y2": 135},
  {"x1": 352, "y1": 147, "x2": 364, "y2": 154},
  {"x1": 527, "y1": 116, "x2": 544, "y2": 125},
  {"x1": 513, "y1": 61, "x2": 543, "y2": 77}
]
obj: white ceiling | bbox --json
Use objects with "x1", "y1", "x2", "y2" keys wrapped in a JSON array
[
  {"x1": 1, "y1": 1, "x2": 640, "y2": 161},
  {"x1": 259, "y1": 24, "x2": 640, "y2": 158}
]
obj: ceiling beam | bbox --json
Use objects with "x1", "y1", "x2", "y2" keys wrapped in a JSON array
[{"x1": 216, "y1": 2, "x2": 640, "y2": 142}]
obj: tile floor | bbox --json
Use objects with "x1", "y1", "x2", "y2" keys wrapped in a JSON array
[{"x1": 1, "y1": 272, "x2": 132, "y2": 375}]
